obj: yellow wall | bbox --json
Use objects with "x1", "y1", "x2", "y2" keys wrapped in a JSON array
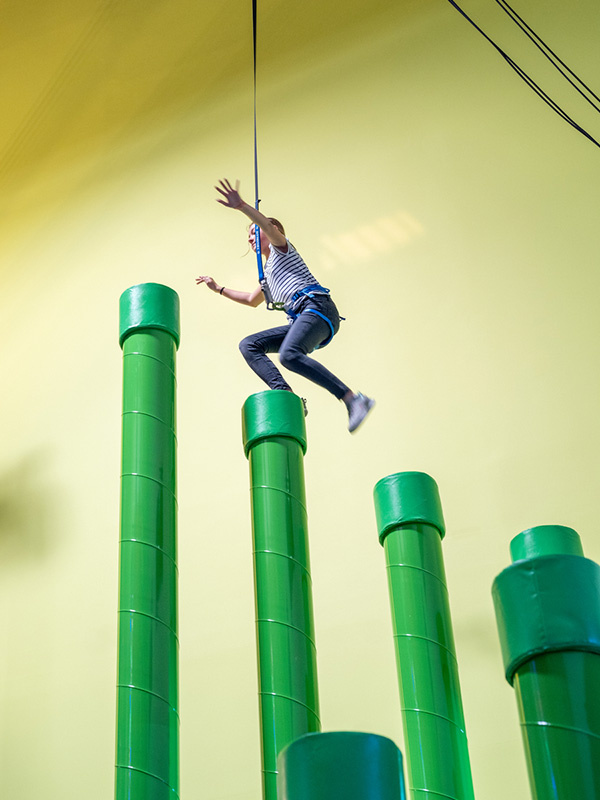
[{"x1": 1, "y1": 1, "x2": 600, "y2": 797}]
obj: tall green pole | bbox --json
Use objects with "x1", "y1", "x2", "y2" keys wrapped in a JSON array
[
  {"x1": 242, "y1": 390, "x2": 321, "y2": 800},
  {"x1": 277, "y1": 732, "x2": 407, "y2": 800},
  {"x1": 373, "y1": 472, "x2": 475, "y2": 800},
  {"x1": 116, "y1": 283, "x2": 180, "y2": 800},
  {"x1": 492, "y1": 525, "x2": 600, "y2": 799}
]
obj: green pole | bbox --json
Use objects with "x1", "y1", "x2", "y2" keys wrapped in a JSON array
[
  {"x1": 277, "y1": 732, "x2": 407, "y2": 800},
  {"x1": 492, "y1": 525, "x2": 600, "y2": 799},
  {"x1": 242, "y1": 390, "x2": 321, "y2": 800},
  {"x1": 116, "y1": 283, "x2": 180, "y2": 800},
  {"x1": 373, "y1": 472, "x2": 475, "y2": 800}
]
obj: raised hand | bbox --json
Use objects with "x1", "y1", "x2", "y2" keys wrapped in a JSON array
[{"x1": 215, "y1": 178, "x2": 244, "y2": 209}]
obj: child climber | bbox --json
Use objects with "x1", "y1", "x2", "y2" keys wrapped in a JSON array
[{"x1": 196, "y1": 178, "x2": 374, "y2": 433}]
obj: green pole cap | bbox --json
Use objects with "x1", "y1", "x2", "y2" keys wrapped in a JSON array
[
  {"x1": 119, "y1": 283, "x2": 180, "y2": 349},
  {"x1": 492, "y1": 537, "x2": 600, "y2": 684},
  {"x1": 242, "y1": 391, "x2": 307, "y2": 458},
  {"x1": 373, "y1": 472, "x2": 445, "y2": 545},
  {"x1": 510, "y1": 525, "x2": 584, "y2": 561},
  {"x1": 277, "y1": 732, "x2": 406, "y2": 800}
]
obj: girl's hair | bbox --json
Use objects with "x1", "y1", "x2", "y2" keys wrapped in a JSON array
[
  {"x1": 248, "y1": 217, "x2": 294, "y2": 250},
  {"x1": 247, "y1": 218, "x2": 286, "y2": 235},
  {"x1": 268, "y1": 217, "x2": 285, "y2": 235}
]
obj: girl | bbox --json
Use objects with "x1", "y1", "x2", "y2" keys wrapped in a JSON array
[{"x1": 196, "y1": 179, "x2": 374, "y2": 433}]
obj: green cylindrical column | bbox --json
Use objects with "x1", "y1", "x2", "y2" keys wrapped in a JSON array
[
  {"x1": 116, "y1": 283, "x2": 180, "y2": 800},
  {"x1": 374, "y1": 472, "x2": 475, "y2": 800},
  {"x1": 492, "y1": 525, "x2": 600, "y2": 799},
  {"x1": 277, "y1": 732, "x2": 406, "y2": 800},
  {"x1": 242, "y1": 391, "x2": 320, "y2": 800}
]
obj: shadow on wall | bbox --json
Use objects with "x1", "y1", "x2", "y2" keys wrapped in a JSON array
[{"x1": 0, "y1": 450, "x2": 62, "y2": 566}]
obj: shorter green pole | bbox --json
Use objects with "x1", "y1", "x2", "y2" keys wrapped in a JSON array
[
  {"x1": 492, "y1": 525, "x2": 600, "y2": 799},
  {"x1": 374, "y1": 472, "x2": 474, "y2": 800},
  {"x1": 242, "y1": 391, "x2": 320, "y2": 800},
  {"x1": 277, "y1": 732, "x2": 406, "y2": 800}
]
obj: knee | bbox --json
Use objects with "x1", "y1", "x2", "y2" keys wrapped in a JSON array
[
  {"x1": 279, "y1": 345, "x2": 303, "y2": 372},
  {"x1": 239, "y1": 335, "x2": 258, "y2": 361}
]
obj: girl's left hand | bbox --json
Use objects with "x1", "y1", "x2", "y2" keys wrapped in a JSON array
[{"x1": 215, "y1": 178, "x2": 244, "y2": 209}]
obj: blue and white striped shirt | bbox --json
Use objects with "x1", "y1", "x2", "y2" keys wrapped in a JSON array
[{"x1": 264, "y1": 241, "x2": 323, "y2": 312}]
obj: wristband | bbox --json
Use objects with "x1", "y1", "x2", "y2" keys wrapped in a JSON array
[{"x1": 219, "y1": 286, "x2": 225, "y2": 295}]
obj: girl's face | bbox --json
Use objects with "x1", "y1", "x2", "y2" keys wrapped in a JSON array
[{"x1": 248, "y1": 225, "x2": 270, "y2": 254}]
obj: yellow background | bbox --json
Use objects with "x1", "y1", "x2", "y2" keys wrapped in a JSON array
[{"x1": 1, "y1": 1, "x2": 599, "y2": 797}]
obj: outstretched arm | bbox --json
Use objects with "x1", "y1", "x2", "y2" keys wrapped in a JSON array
[
  {"x1": 215, "y1": 178, "x2": 287, "y2": 249},
  {"x1": 196, "y1": 275, "x2": 264, "y2": 307}
]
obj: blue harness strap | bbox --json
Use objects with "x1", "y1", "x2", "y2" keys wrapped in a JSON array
[
  {"x1": 286, "y1": 284, "x2": 337, "y2": 349},
  {"x1": 303, "y1": 308, "x2": 336, "y2": 349}
]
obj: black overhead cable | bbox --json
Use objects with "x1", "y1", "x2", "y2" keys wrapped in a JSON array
[
  {"x1": 493, "y1": 0, "x2": 600, "y2": 113},
  {"x1": 445, "y1": 0, "x2": 600, "y2": 150}
]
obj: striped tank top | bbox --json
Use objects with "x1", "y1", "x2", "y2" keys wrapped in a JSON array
[{"x1": 264, "y1": 241, "x2": 324, "y2": 312}]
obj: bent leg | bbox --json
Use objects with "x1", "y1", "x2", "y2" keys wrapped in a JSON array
[
  {"x1": 279, "y1": 313, "x2": 350, "y2": 399},
  {"x1": 239, "y1": 325, "x2": 294, "y2": 391}
]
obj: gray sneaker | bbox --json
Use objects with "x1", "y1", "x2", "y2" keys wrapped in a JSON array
[{"x1": 347, "y1": 393, "x2": 375, "y2": 433}]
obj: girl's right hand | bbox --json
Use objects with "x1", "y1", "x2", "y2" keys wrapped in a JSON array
[
  {"x1": 196, "y1": 275, "x2": 220, "y2": 292},
  {"x1": 215, "y1": 179, "x2": 244, "y2": 209}
]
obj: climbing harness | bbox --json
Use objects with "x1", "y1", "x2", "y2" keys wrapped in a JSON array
[
  {"x1": 286, "y1": 285, "x2": 339, "y2": 350},
  {"x1": 287, "y1": 284, "x2": 331, "y2": 309}
]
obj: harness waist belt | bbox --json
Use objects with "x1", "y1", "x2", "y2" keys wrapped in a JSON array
[{"x1": 286, "y1": 284, "x2": 330, "y2": 313}]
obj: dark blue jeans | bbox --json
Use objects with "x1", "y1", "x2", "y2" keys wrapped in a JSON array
[{"x1": 239, "y1": 295, "x2": 350, "y2": 400}]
